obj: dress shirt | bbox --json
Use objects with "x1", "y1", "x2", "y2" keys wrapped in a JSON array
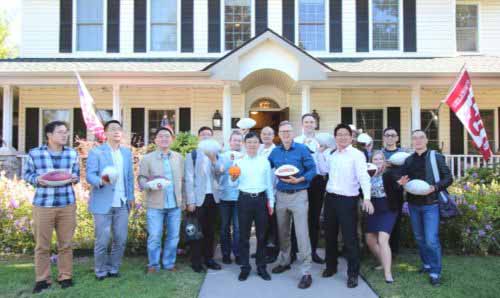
[
  {"x1": 110, "y1": 146, "x2": 126, "y2": 207},
  {"x1": 202, "y1": 153, "x2": 214, "y2": 195},
  {"x1": 317, "y1": 145, "x2": 371, "y2": 200},
  {"x1": 268, "y1": 142, "x2": 316, "y2": 191},
  {"x1": 232, "y1": 154, "x2": 275, "y2": 207},
  {"x1": 161, "y1": 152, "x2": 177, "y2": 209},
  {"x1": 258, "y1": 143, "x2": 276, "y2": 159}
]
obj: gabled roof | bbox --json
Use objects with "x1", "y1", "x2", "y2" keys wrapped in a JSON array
[{"x1": 202, "y1": 28, "x2": 334, "y2": 72}]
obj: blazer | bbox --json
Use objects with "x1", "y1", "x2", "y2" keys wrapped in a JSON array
[
  {"x1": 184, "y1": 149, "x2": 225, "y2": 207},
  {"x1": 86, "y1": 144, "x2": 135, "y2": 214},
  {"x1": 138, "y1": 150, "x2": 185, "y2": 210}
]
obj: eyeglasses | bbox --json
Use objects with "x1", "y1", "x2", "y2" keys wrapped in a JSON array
[
  {"x1": 278, "y1": 130, "x2": 293, "y2": 134},
  {"x1": 336, "y1": 133, "x2": 351, "y2": 138},
  {"x1": 384, "y1": 134, "x2": 398, "y2": 138}
]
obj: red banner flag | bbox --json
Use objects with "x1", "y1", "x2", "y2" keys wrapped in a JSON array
[
  {"x1": 75, "y1": 72, "x2": 106, "y2": 141},
  {"x1": 444, "y1": 67, "x2": 492, "y2": 160}
]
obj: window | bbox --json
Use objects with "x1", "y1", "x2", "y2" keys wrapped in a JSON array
[
  {"x1": 456, "y1": 4, "x2": 478, "y2": 52},
  {"x1": 225, "y1": 0, "x2": 252, "y2": 51},
  {"x1": 372, "y1": 0, "x2": 399, "y2": 50},
  {"x1": 148, "y1": 110, "x2": 176, "y2": 143},
  {"x1": 42, "y1": 109, "x2": 71, "y2": 145},
  {"x1": 467, "y1": 110, "x2": 495, "y2": 154},
  {"x1": 150, "y1": 0, "x2": 178, "y2": 51},
  {"x1": 77, "y1": 0, "x2": 104, "y2": 51},
  {"x1": 298, "y1": 0, "x2": 325, "y2": 51},
  {"x1": 356, "y1": 109, "x2": 384, "y2": 148},
  {"x1": 421, "y1": 109, "x2": 440, "y2": 150}
]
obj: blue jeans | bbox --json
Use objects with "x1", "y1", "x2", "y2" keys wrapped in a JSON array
[
  {"x1": 219, "y1": 200, "x2": 239, "y2": 258},
  {"x1": 146, "y1": 207, "x2": 181, "y2": 270},
  {"x1": 408, "y1": 203, "x2": 442, "y2": 277}
]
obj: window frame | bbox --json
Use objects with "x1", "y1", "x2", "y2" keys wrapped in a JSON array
[
  {"x1": 144, "y1": 108, "x2": 179, "y2": 145},
  {"x1": 353, "y1": 107, "x2": 387, "y2": 149},
  {"x1": 147, "y1": 0, "x2": 181, "y2": 53},
  {"x1": 221, "y1": 0, "x2": 255, "y2": 52},
  {"x1": 73, "y1": 0, "x2": 107, "y2": 53},
  {"x1": 420, "y1": 109, "x2": 440, "y2": 150},
  {"x1": 369, "y1": 0, "x2": 403, "y2": 52},
  {"x1": 455, "y1": 2, "x2": 481, "y2": 54}
]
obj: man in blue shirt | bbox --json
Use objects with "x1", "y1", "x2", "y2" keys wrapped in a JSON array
[{"x1": 268, "y1": 121, "x2": 316, "y2": 289}]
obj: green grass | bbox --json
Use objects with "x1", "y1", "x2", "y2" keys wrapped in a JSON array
[
  {"x1": 361, "y1": 250, "x2": 500, "y2": 298},
  {"x1": 0, "y1": 255, "x2": 204, "y2": 298}
]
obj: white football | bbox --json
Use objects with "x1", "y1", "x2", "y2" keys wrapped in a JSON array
[
  {"x1": 198, "y1": 139, "x2": 222, "y2": 154},
  {"x1": 101, "y1": 166, "x2": 118, "y2": 184},
  {"x1": 367, "y1": 163, "x2": 378, "y2": 177},
  {"x1": 357, "y1": 133, "x2": 373, "y2": 145},
  {"x1": 404, "y1": 179, "x2": 431, "y2": 196},
  {"x1": 147, "y1": 178, "x2": 171, "y2": 190},
  {"x1": 388, "y1": 152, "x2": 411, "y2": 166},
  {"x1": 236, "y1": 118, "x2": 257, "y2": 129},
  {"x1": 316, "y1": 133, "x2": 335, "y2": 148},
  {"x1": 275, "y1": 165, "x2": 300, "y2": 177}
]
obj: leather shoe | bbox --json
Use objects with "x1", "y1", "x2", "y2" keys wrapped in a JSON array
[
  {"x1": 312, "y1": 252, "x2": 325, "y2": 264},
  {"x1": 191, "y1": 265, "x2": 207, "y2": 273},
  {"x1": 238, "y1": 270, "x2": 250, "y2": 281},
  {"x1": 205, "y1": 260, "x2": 222, "y2": 270},
  {"x1": 298, "y1": 275, "x2": 312, "y2": 289},
  {"x1": 271, "y1": 264, "x2": 291, "y2": 274},
  {"x1": 264, "y1": 255, "x2": 277, "y2": 264},
  {"x1": 222, "y1": 255, "x2": 232, "y2": 265},
  {"x1": 347, "y1": 276, "x2": 358, "y2": 288},
  {"x1": 32, "y1": 280, "x2": 51, "y2": 294},
  {"x1": 235, "y1": 256, "x2": 241, "y2": 265},
  {"x1": 322, "y1": 268, "x2": 337, "y2": 278},
  {"x1": 58, "y1": 279, "x2": 74, "y2": 289},
  {"x1": 430, "y1": 276, "x2": 441, "y2": 287},
  {"x1": 257, "y1": 268, "x2": 271, "y2": 281}
]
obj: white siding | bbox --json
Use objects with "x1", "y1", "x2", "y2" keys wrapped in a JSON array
[
  {"x1": 194, "y1": 0, "x2": 208, "y2": 53},
  {"x1": 416, "y1": 0, "x2": 455, "y2": 56},
  {"x1": 268, "y1": 0, "x2": 282, "y2": 34},
  {"x1": 21, "y1": 0, "x2": 60, "y2": 57},
  {"x1": 342, "y1": 0, "x2": 357, "y2": 54},
  {"x1": 120, "y1": 0, "x2": 134, "y2": 54}
]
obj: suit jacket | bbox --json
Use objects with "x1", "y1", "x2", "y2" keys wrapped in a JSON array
[
  {"x1": 138, "y1": 150, "x2": 185, "y2": 209},
  {"x1": 86, "y1": 144, "x2": 135, "y2": 214},
  {"x1": 184, "y1": 149, "x2": 225, "y2": 206}
]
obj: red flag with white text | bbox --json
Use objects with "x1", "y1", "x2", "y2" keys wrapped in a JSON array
[
  {"x1": 75, "y1": 72, "x2": 106, "y2": 142},
  {"x1": 444, "y1": 67, "x2": 492, "y2": 161}
]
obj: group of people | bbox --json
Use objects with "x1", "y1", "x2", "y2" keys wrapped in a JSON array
[{"x1": 24, "y1": 114, "x2": 452, "y2": 294}]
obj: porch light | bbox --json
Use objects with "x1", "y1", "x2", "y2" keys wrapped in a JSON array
[
  {"x1": 250, "y1": 111, "x2": 259, "y2": 115},
  {"x1": 212, "y1": 110, "x2": 222, "y2": 130},
  {"x1": 312, "y1": 109, "x2": 320, "y2": 130}
]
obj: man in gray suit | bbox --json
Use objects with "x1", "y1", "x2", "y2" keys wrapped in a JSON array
[{"x1": 185, "y1": 126, "x2": 225, "y2": 273}]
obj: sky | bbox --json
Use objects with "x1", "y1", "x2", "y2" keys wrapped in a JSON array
[{"x1": 1, "y1": 0, "x2": 22, "y2": 49}]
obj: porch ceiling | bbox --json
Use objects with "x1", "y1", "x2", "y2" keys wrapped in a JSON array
[{"x1": 240, "y1": 69, "x2": 296, "y2": 92}]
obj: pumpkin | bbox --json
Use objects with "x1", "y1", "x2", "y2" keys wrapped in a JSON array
[{"x1": 228, "y1": 166, "x2": 241, "y2": 177}]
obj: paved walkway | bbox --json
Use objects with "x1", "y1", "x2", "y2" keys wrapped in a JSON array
[{"x1": 198, "y1": 238, "x2": 378, "y2": 298}]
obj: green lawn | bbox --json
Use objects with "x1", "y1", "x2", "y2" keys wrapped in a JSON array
[
  {"x1": 0, "y1": 255, "x2": 204, "y2": 298},
  {"x1": 361, "y1": 250, "x2": 500, "y2": 298}
]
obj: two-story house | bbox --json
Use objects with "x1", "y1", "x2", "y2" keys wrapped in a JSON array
[{"x1": 0, "y1": 0, "x2": 499, "y2": 162}]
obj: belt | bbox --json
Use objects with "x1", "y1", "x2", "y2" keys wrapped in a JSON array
[
  {"x1": 240, "y1": 191, "x2": 266, "y2": 198},
  {"x1": 326, "y1": 192, "x2": 359, "y2": 200},
  {"x1": 279, "y1": 189, "x2": 306, "y2": 194}
]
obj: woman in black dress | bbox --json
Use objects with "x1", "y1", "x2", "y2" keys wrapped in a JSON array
[{"x1": 365, "y1": 151, "x2": 398, "y2": 283}]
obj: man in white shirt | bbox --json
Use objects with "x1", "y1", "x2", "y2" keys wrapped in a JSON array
[
  {"x1": 258, "y1": 126, "x2": 276, "y2": 158},
  {"x1": 293, "y1": 113, "x2": 327, "y2": 264},
  {"x1": 317, "y1": 123, "x2": 374, "y2": 289},
  {"x1": 230, "y1": 132, "x2": 275, "y2": 282}
]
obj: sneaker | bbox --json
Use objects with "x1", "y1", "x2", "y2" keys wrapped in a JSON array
[
  {"x1": 32, "y1": 281, "x2": 51, "y2": 294},
  {"x1": 430, "y1": 276, "x2": 441, "y2": 287}
]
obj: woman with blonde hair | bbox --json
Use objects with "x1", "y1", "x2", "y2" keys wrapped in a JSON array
[{"x1": 365, "y1": 150, "x2": 398, "y2": 283}]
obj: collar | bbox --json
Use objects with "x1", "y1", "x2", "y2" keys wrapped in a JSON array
[
  {"x1": 159, "y1": 151, "x2": 172, "y2": 159},
  {"x1": 383, "y1": 147, "x2": 399, "y2": 153},
  {"x1": 105, "y1": 142, "x2": 121, "y2": 152},
  {"x1": 416, "y1": 150, "x2": 428, "y2": 157},
  {"x1": 337, "y1": 144, "x2": 352, "y2": 153},
  {"x1": 281, "y1": 141, "x2": 296, "y2": 151},
  {"x1": 41, "y1": 144, "x2": 67, "y2": 152}
]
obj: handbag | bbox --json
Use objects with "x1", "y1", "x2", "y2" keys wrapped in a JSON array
[
  {"x1": 183, "y1": 213, "x2": 204, "y2": 242},
  {"x1": 430, "y1": 150, "x2": 460, "y2": 219}
]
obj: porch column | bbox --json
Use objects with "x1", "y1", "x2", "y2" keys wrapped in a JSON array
[
  {"x1": 411, "y1": 83, "x2": 421, "y2": 130},
  {"x1": 222, "y1": 84, "x2": 232, "y2": 148},
  {"x1": 301, "y1": 84, "x2": 311, "y2": 116},
  {"x1": 112, "y1": 84, "x2": 121, "y2": 122},
  {"x1": 2, "y1": 85, "x2": 13, "y2": 147}
]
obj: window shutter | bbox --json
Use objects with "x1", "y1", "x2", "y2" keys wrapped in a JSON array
[
  {"x1": 329, "y1": 0, "x2": 342, "y2": 52},
  {"x1": 282, "y1": 0, "x2": 295, "y2": 43},
  {"x1": 181, "y1": 0, "x2": 194, "y2": 52},
  {"x1": 131, "y1": 108, "x2": 145, "y2": 147},
  {"x1": 450, "y1": 109, "x2": 464, "y2": 154},
  {"x1": 179, "y1": 107, "x2": 191, "y2": 132},
  {"x1": 387, "y1": 107, "x2": 401, "y2": 137},
  {"x1": 59, "y1": 0, "x2": 73, "y2": 53},
  {"x1": 25, "y1": 108, "x2": 40, "y2": 151},
  {"x1": 208, "y1": 0, "x2": 221, "y2": 53},
  {"x1": 255, "y1": 0, "x2": 268, "y2": 35},
  {"x1": 134, "y1": 0, "x2": 147, "y2": 52},
  {"x1": 341, "y1": 107, "x2": 353, "y2": 125},
  {"x1": 73, "y1": 108, "x2": 87, "y2": 143},
  {"x1": 356, "y1": 0, "x2": 369, "y2": 52},
  {"x1": 403, "y1": 0, "x2": 417, "y2": 52},
  {"x1": 107, "y1": 0, "x2": 120, "y2": 53}
]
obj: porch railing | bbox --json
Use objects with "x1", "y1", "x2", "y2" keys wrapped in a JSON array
[
  {"x1": 444, "y1": 154, "x2": 500, "y2": 180},
  {"x1": 15, "y1": 154, "x2": 500, "y2": 181}
]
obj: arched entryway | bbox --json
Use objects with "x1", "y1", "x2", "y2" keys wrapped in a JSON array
[{"x1": 248, "y1": 97, "x2": 288, "y2": 139}]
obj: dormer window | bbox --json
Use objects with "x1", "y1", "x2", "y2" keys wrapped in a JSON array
[
  {"x1": 77, "y1": 0, "x2": 104, "y2": 51},
  {"x1": 372, "y1": 0, "x2": 399, "y2": 51},
  {"x1": 456, "y1": 4, "x2": 478, "y2": 52},
  {"x1": 150, "y1": 0, "x2": 178, "y2": 51},
  {"x1": 298, "y1": 0, "x2": 326, "y2": 51},
  {"x1": 225, "y1": 0, "x2": 252, "y2": 51}
]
